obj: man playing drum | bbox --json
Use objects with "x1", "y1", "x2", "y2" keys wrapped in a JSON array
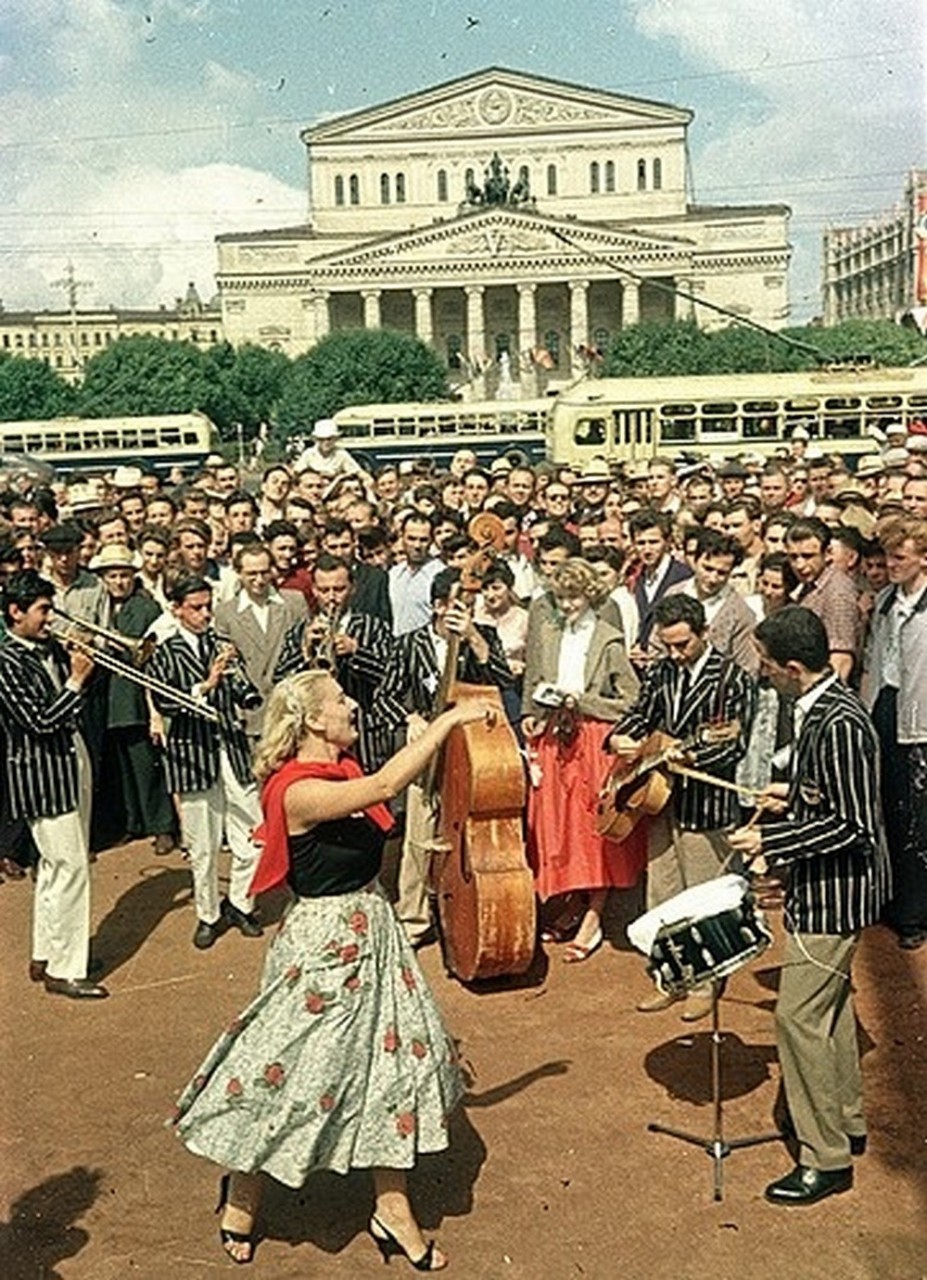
[{"x1": 730, "y1": 606, "x2": 889, "y2": 1206}]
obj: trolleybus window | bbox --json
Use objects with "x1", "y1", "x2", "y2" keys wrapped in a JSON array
[
  {"x1": 823, "y1": 396, "x2": 861, "y2": 439},
  {"x1": 573, "y1": 417, "x2": 606, "y2": 447},
  {"x1": 742, "y1": 400, "x2": 779, "y2": 439},
  {"x1": 659, "y1": 403, "x2": 696, "y2": 442},
  {"x1": 701, "y1": 402, "x2": 738, "y2": 434}
]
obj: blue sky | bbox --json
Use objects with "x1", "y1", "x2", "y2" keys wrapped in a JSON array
[{"x1": 1, "y1": 0, "x2": 923, "y2": 322}]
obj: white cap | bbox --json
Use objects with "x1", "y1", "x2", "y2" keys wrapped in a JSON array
[
  {"x1": 885, "y1": 421, "x2": 908, "y2": 437},
  {"x1": 790, "y1": 426, "x2": 810, "y2": 442},
  {"x1": 111, "y1": 464, "x2": 144, "y2": 489},
  {"x1": 313, "y1": 418, "x2": 340, "y2": 440}
]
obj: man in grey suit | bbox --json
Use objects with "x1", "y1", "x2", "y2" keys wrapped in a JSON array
[
  {"x1": 214, "y1": 542, "x2": 307, "y2": 742},
  {"x1": 0, "y1": 571, "x2": 106, "y2": 998}
]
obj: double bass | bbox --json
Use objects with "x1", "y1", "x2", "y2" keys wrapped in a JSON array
[{"x1": 429, "y1": 514, "x2": 536, "y2": 981}]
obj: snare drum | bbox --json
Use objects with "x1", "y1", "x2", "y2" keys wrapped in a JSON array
[{"x1": 628, "y1": 875, "x2": 772, "y2": 998}]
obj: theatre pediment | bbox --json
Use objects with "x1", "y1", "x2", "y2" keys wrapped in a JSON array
[
  {"x1": 308, "y1": 67, "x2": 690, "y2": 143},
  {"x1": 307, "y1": 210, "x2": 693, "y2": 274}
]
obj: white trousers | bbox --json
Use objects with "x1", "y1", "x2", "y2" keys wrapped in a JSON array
[
  {"x1": 180, "y1": 749, "x2": 261, "y2": 925},
  {"x1": 30, "y1": 736, "x2": 93, "y2": 981}
]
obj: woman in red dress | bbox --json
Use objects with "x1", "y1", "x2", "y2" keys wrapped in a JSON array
[{"x1": 522, "y1": 559, "x2": 645, "y2": 960}]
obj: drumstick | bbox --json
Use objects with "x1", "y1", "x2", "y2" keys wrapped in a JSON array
[{"x1": 667, "y1": 762, "x2": 764, "y2": 802}]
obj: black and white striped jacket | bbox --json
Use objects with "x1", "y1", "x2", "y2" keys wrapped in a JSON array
[
  {"x1": 611, "y1": 646, "x2": 756, "y2": 831},
  {"x1": 274, "y1": 611, "x2": 394, "y2": 771},
  {"x1": 148, "y1": 629, "x2": 260, "y2": 793},
  {"x1": 373, "y1": 622, "x2": 513, "y2": 726},
  {"x1": 0, "y1": 634, "x2": 85, "y2": 820},
  {"x1": 760, "y1": 678, "x2": 890, "y2": 934}
]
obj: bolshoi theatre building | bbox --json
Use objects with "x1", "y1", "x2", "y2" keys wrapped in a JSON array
[{"x1": 217, "y1": 67, "x2": 791, "y2": 393}]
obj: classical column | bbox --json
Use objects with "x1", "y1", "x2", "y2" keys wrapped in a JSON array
[
  {"x1": 569, "y1": 279, "x2": 589, "y2": 367},
  {"x1": 674, "y1": 278, "x2": 695, "y2": 321},
  {"x1": 314, "y1": 290, "x2": 330, "y2": 341},
  {"x1": 622, "y1": 278, "x2": 640, "y2": 328},
  {"x1": 464, "y1": 284, "x2": 486, "y2": 364},
  {"x1": 362, "y1": 289, "x2": 382, "y2": 329},
  {"x1": 413, "y1": 287, "x2": 434, "y2": 344},
  {"x1": 517, "y1": 282, "x2": 537, "y2": 356}
]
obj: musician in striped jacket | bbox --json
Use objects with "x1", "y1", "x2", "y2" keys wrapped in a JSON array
[
  {"x1": 608, "y1": 593, "x2": 756, "y2": 1021},
  {"x1": 730, "y1": 606, "x2": 889, "y2": 1206},
  {"x1": 147, "y1": 575, "x2": 265, "y2": 951},
  {"x1": 0, "y1": 570, "x2": 106, "y2": 998},
  {"x1": 273, "y1": 553, "x2": 393, "y2": 772},
  {"x1": 373, "y1": 566, "x2": 514, "y2": 946}
]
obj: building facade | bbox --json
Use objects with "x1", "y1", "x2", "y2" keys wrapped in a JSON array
[
  {"x1": 0, "y1": 284, "x2": 221, "y2": 384},
  {"x1": 822, "y1": 169, "x2": 927, "y2": 326},
  {"x1": 218, "y1": 67, "x2": 791, "y2": 394}
]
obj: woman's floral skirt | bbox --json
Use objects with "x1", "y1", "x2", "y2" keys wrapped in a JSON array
[{"x1": 169, "y1": 884, "x2": 464, "y2": 1186}]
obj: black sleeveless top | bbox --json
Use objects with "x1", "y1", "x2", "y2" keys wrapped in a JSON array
[{"x1": 287, "y1": 816, "x2": 385, "y2": 898}]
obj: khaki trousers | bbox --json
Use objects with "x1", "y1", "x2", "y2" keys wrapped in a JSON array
[
  {"x1": 776, "y1": 931, "x2": 863, "y2": 1171},
  {"x1": 396, "y1": 777, "x2": 438, "y2": 944},
  {"x1": 645, "y1": 807, "x2": 733, "y2": 911}
]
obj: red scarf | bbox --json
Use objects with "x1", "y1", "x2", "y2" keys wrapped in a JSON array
[{"x1": 249, "y1": 757, "x2": 394, "y2": 896}]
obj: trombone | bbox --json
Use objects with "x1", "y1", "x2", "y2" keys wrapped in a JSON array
[
  {"x1": 51, "y1": 605, "x2": 155, "y2": 666},
  {"x1": 50, "y1": 612, "x2": 220, "y2": 723}
]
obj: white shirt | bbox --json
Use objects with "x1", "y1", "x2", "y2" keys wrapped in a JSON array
[
  {"x1": 882, "y1": 583, "x2": 927, "y2": 689},
  {"x1": 556, "y1": 609, "x2": 596, "y2": 696},
  {"x1": 641, "y1": 554, "x2": 673, "y2": 602}
]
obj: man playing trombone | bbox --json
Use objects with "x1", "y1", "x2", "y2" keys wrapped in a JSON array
[
  {"x1": 0, "y1": 570, "x2": 106, "y2": 998},
  {"x1": 147, "y1": 575, "x2": 265, "y2": 950}
]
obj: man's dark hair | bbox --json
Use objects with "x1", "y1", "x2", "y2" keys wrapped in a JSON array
[
  {"x1": 138, "y1": 525, "x2": 170, "y2": 551},
  {"x1": 694, "y1": 527, "x2": 744, "y2": 565},
  {"x1": 481, "y1": 560, "x2": 515, "y2": 590},
  {"x1": 653, "y1": 593, "x2": 706, "y2": 635},
  {"x1": 431, "y1": 507, "x2": 464, "y2": 533},
  {"x1": 400, "y1": 509, "x2": 433, "y2": 534},
  {"x1": 629, "y1": 507, "x2": 672, "y2": 539},
  {"x1": 584, "y1": 545, "x2": 627, "y2": 574},
  {"x1": 32, "y1": 487, "x2": 58, "y2": 522},
  {"x1": 762, "y1": 510, "x2": 795, "y2": 536},
  {"x1": 2, "y1": 569, "x2": 55, "y2": 623},
  {"x1": 431, "y1": 566, "x2": 460, "y2": 603},
  {"x1": 755, "y1": 605, "x2": 829, "y2": 671},
  {"x1": 146, "y1": 492, "x2": 177, "y2": 514},
  {"x1": 491, "y1": 499, "x2": 522, "y2": 526},
  {"x1": 0, "y1": 542, "x2": 25, "y2": 571},
  {"x1": 758, "y1": 551, "x2": 798, "y2": 595},
  {"x1": 830, "y1": 525, "x2": 864, "y2": 557},
  {"x1": 724, "y1": 494, "x2": 761, "y2": 522},
  {"x1": 231, "y1": 538, "x2": 269, "y2": 569},
  {"x1": 261, "y1": 464, "x2": 290, "y2": 483},
  {"x1": 357, "y1": 525, "x2": 390, "y2": 556},
  {"x1": 314, "y1": 551, "x2": 353, "y2": 579},
  {"x1": 264, "y1": 520, "x2": 299, "y2": 542},
  {"x1": 537, "y1": 525, "x2": 581, "y2": 557},
  {"x1": 224, "y1": 489, "x2": 258, "y2": 513},
  {"x1": 785, "y1": 517, "x2": 831, "y2": 550},
  {"x1": 440, "y1": 533, "x2": 474, "y2": 561},
  {"x1": 168, "y1": 573, "x2": 212, "y2": 605}
]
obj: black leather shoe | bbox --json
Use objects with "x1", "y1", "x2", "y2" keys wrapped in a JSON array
[
  {"x1": 222, "y1": 899, "x2": 263, "y2": 938},
  {"x1": 43, "y1": 975, "x2": 109, "y2": 1000},
  {"x1": 765, "y1": 1165, "x2": 853, "y2": 1205},
  {"x1": 193, "y1": 919, "x2": 225, "y2": 950},
  {"x1": 849, "y1": 1134, "x2": 867, "y2": 1157},
  {"x1": 29, "y1": 959, "x2": 47, "y2": 983}
]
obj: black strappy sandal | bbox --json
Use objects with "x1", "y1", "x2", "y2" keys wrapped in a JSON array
[
  {"x1": 369, "y1": 1215, "x2": 447, "y2": 1271},
  {"x1": 216, "y1": 1173, "x2": 257, "y2": 1266}
]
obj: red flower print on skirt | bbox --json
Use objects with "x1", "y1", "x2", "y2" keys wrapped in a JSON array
[
  {"x1": 344, "y1": 974, "x2": 361, "y2": 992},
  {"x1": 226, "y1": 1077, "x2": 244, "y2": 1098},
  {"x1": 400, "y1": 966, "x2": 417, "y2": 991},
  {"x1": 284, "y1": 965, "x2": 302, "y2": 983},
  {"x1": 396, "y1": 1111, "x2": 416, "y2": 1138},
  {"x1": 411, "y1": 1039, "x2": 428, "y2": 1059},
  {"x1": 263, "y1": 1062, "x2": 286, "y2": 1088},
  {"x1": 383, "y1": 1027, "x2": 400, "y2": 1053},
  {"x1": 319, "y1": 1092, "x2": 336, "y2": 1112},
  {"x1": 304, "y1": 991, "x2": 326, "y2": 1015},
  {"x1": 339, "y1": 942, "x2": 360, "y2": 965},
  {"x1": 348, "y1": 909, "x2": 369, "y2": 935}
]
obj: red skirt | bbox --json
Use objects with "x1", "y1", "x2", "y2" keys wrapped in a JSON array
[{"x1": 526, "y1": 718, "x2": 647, "y2": 902}]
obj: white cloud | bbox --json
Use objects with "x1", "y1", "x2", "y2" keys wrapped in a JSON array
[{"x1": 628, "y1": 0, "x2": 925, "y2": 317}]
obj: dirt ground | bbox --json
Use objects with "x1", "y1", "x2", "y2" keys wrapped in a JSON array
[{"x1": 1, "y1": 839, "x2": 925, "y2": 1280}]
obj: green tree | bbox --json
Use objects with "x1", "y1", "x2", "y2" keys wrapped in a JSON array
[
  {"x1": 603, "y1": 320, "x2": 713, "y2": 377},
  {"x1": 202, "y1": 343, "x2": 291, "y2": 441},
  {"x1": 0, "y1": 354, "x2": 77, "y2": 420},
  {"x1": 780, "y1": 319, "x2": 925, "y2": 368},
  {"x1": 275, "y1": 329, "x2": 449, "y2": 442},
  {"x1": 78, "y1": 335, "x2": 213, "y2": 418}
]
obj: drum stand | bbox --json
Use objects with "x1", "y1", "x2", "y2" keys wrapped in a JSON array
[{"x1": 647, "y1": 980, "x2": 779, "y2": 1201}]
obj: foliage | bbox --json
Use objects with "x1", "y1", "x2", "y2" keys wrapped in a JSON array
[
  {"x1": 202, "y1": 343, "x2": 291, "y2": 440},
  {"x1": 603, "y1": 317, "x2": 925, "y2": 378},
  {"x1": 78, "y1": 335, "x2": 214, "y2": 419},
  {"x1": 274, "y1": 329, "x2": 450, "y2": 442},
  {"x1": 0, "y1": 353, "x2": 77, "y2": 420}
]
